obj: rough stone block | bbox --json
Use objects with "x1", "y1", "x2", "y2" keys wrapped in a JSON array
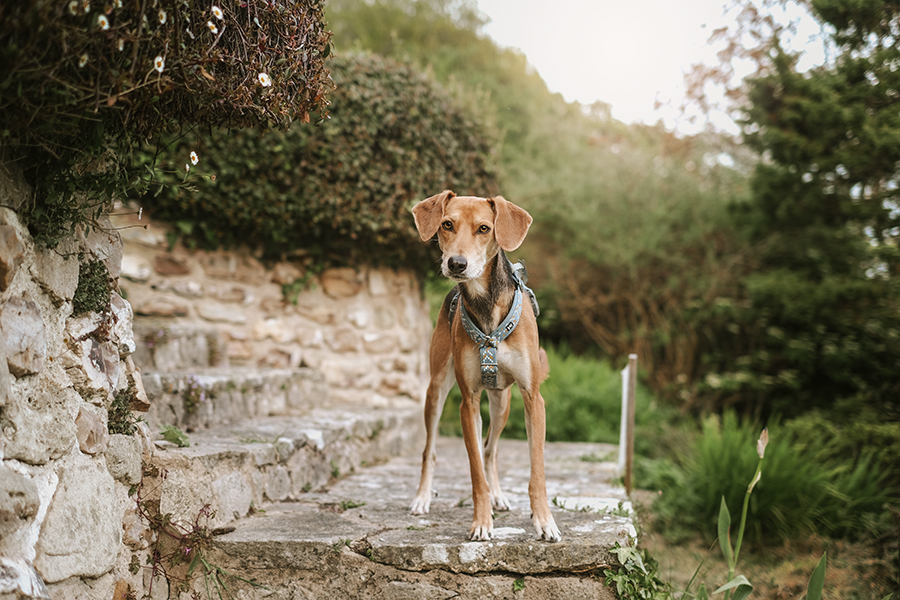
[
  {"x1": 34, "y1": 457, "x2": 121, "y2": 582},
  {"x1": 77, "y1": 215, "x2": 123, "y2": 281},
  {"x1": 0, "y1": 466, "x2": 39, "y2": 541},
  {"x1": 321, "y1": 267, "x2": 363, "y2": 297},
  {"x1": 1, "y1": 389, "x2": 77, "y2": 465},
  {"x1": 0, "y1": 557, "x2": 48, "y2": 599},
  {"x1": 31, "y1": 239, "x2": 79, "y2": 304},
  {"x1": 0, "y1": 223, "x2": 26, "y2": 292},
  {"x1": 152, "y1": 253, "x2": 190, "y2": 276},
  {"x1": 1, "y1": 295, "x2": 47, "y2": 377},
  {"x1": 75, "y1": 406, "x2": 109, "y2": 455},
  {"x1": 106, "y1": 434, "x2": 142, "y2": 484}
]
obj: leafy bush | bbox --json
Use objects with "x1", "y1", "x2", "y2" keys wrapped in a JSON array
[
  {"x1": 1, "y1": 0, "x2": 333, "y2": 248},
  {"x1": 651, "y1": 412, "x2": 895, "y2": 543},
  {"x1": 145, "y1": 52, "x2": 500, "y2": 269}
]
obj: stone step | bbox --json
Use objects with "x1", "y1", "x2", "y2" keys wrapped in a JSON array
[
  {"x1": 141, "y1": 367, "x2": 328, "y2": 431},
  {"x1": 191, "y1": 437, "x2": 631, "y2": 600},
  {"x1": 143, "y1": 402, "x2": 425, "y2": 532},
  {"x1": 132, "y1": 320, "x2": 225, "y2": 371}
]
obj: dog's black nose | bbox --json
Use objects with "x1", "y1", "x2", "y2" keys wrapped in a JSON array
[{"x1": 447, "y1": 256, "x2": 467, "y2": 275}]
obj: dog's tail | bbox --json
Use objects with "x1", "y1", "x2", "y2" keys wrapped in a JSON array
[{"x1": 538, "y1": 347, "x2": 550, "y2": 382}]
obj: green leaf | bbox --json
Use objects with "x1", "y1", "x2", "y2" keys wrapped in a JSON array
[
  {"x1": 717, "y1": 496, "x2": 734, "y2": 568},
  {"x1": 713, "y1": 575, "x2": 752, "y2": 600},
  {"x1": 697, "y1": 583, "x2": 709, "y2": 600},
  {"x1": 160, "y1": 425, "x2": 190, "y2": 447},
  {"x1": 512, "y1": 578, "x2": 525, "y2": 592},
  {"x1": 805, "y1": 552, "x2": 826, "y2": 600}
]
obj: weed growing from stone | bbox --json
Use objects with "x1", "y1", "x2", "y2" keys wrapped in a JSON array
[
  {"x1": 183, "y1": 375, "x2": 213, "y2": 415},
  {"x1": 72, "y1": 258, "x2": 111, "y2": 314},
  {"x1": 108, "y1": 389, "x2": 142, "y2": 435},
  {"x1": 339, "y1": 500, "x2": 366, "y2": 511},
  {"x1": 512, "y1": 578, "x2": 525, "y2": 592},
  {"x1": 131, "y1": 464, "x2": 267, "y2": 598},
  {"x1": 160, "y1": 425, "x2": 191, "y2": 448}
]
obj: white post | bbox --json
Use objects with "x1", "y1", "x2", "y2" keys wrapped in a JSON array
[{"x1": 617, "y1": 354, "x2": 638, "y2": 495}]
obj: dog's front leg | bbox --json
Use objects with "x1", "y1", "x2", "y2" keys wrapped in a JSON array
[
  {"x1": 410, "y1": 356, "x2": 455, "y2": 515},
  {"x1": 521, "y1": 387, "x2": 561, "y2": 542},
  {"x1": 459, "y1": 386, "x2": 493, "y2": 541},
  {"x1": 484, "y1": 388, "x2": 512, "y2": 511}
]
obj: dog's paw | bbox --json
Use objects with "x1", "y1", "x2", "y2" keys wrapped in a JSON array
[
  {"x1": 533, "y1": 516, "x2": 561, "y2": 543},
  {"x1": 469, "y1": 523, "x2": 493, "y2": 541},
  {"x1": 491, "y1": 493, "x2": 511, "y2": 512},
  {"x1": 409, "y1": 494, "x2": 431, "y2": 515}
]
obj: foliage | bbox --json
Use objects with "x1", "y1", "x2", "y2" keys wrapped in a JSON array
[
  {"x1": 72, "y1": 258, "x2": 111, "y2": 314},
  {"x1": 652, "y1": 412, "x2": 894, "y2": 544},
  {"x1": 0, "y1": 0, "x2": 333, "y2": 248},
  {"x1": 144, "y1": 52, "x2": 500, "y2": 269},
  {"x1": 160, "y1": 424, "x2": 190, "y2": 448},
  {"x1": 603, "y1": 544, "x2": 670, "y2": 600},
  {"x1": 108, "y1": 389, "x2": 141, "y2": 435}
]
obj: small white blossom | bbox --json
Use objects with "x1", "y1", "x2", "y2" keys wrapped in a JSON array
[
  {"x1": 186, "y1": 28, "x2": 195, "y2": 40},
  {"x1": 190, "y1": 151, "x2": 199, "y2": 165},
  {"x1": 211, "y1": 5, "x2": 223, "y2": 19},
  {"x1": 97, "y1": 14, "x2": 109, "y2": 30},
  {"x1": 158, "y1": 8, "x2": 166, "y2": 24},
  {"x1": 154, "y1": 55, "x2": 165, "y2": 73},
  {"x1": 185, "y1": 163, "x2": 191, "y2": 173},
  {"x1": 68, "y1": 1, "x2": 79, "y2": 15},
  {"x1": 114, "y1": 0, "x2": 122, "y2": 7},
  {"x1": 258, "y1": 72, "x2": 272, "y2": 87},
  {"x1": 118, "y1": 38, "x2": 124, "y2": 51},
  {"x1": 757, "y1": 428, "x2": 769, "y2": 459},
  {"x1": 81, "y1": 0, "x2": 90, "y2": 13},
  {"x1": 207, "y1": 21, "x2": 218, "y2": 34},
  {"x1": 78, "y1": 53, "x2": 88, "y2": 68}
]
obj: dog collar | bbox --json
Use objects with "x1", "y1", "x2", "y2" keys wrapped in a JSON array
[{"x1": 458, "y1": 285, "x2": 523, "y2": 389}]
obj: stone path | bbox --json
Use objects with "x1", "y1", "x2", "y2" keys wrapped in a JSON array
[{"x1": 201, "y1": 436, "x2": 631, "y2": 599}]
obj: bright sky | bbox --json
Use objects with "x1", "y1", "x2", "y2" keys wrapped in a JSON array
[{"x1": 475, "y1": 0, "x2": 828, "y2": 132}]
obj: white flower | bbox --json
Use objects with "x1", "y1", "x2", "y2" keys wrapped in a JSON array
[
  {"x1": 211, "y1": 5, "x2": 223, "y2": 20},
  {"x1": 190, "y1": 151, "x2": 199, "y2": 165},
  {"x1": 757, "y1": 428, "x2": 769, "y2": 459},
  {"x1": 78, "y1": 53, "x2": 88, "y2": 68},
  {"x1": 154, "y1": 55, "x2": 165, "y2": 73},
  {"x1": 207, "y1": 21, "x2": 218, "y2": 34},
  {"x1": 258, "y1": 72, "x2": 272, "y2": 87},
  {"x1": 118, "y1": 38, "x2": 124, "y2": 51},
  {"x1": 158, "y1": 8, "x2": 166, "y2": 24},
  {"x1": 68, "y1": 0, "x2": 78, "y2": 15},
  {"x1": 97, "y1": 14, "x2": 109, "y2": 30},
  {"x1": 185, "y1": 163, "x2": 191, "y2": 173},
  {"x1": 114, "y1": 0, "x2": 122, "y2": 7},
  {"x1": 81, "y1": 0, "x2": 90, "y2": 13},
  {"x1": 186, "y1": 28, "x2": 195, "y2": 40}
]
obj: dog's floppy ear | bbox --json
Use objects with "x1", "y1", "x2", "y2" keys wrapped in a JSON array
[
  {"x1": 491, "y1": 196, "x2": 532, "y2": 251},
  {"x1": 412, "y1": 190, "x2": 456, "y2": 241}
]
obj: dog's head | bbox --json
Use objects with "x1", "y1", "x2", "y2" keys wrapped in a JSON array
[{"x1": 412, "y1": 190, "x2": 532, "y2": 282}]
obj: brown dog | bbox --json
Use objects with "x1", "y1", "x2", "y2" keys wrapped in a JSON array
[{"x1": 409, "y1": 190, "x2": 560, "y2": 542}]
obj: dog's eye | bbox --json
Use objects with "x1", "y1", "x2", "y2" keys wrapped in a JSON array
[
  {"x1": 442, "y1": 221, "x2": 453, "y2": 231},
  {"x1": 477, "y1": 225, "x2": 491, "y2": 234}
]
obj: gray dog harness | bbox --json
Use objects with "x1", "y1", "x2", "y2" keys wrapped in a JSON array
[{"x1": 448, "y1": 260, "x2": 539, "y2": 389}]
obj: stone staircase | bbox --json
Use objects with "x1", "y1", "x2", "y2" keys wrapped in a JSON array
[{"x1": 137, "y1": 330, "x2": 634, "y2": 600}]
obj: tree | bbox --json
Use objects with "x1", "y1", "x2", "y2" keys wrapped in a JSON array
[{"x1": 698, "y1": 0, "x2": 900, "y2": 416}]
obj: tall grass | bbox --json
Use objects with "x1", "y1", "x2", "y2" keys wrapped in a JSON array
[{"x1": 652, "y1": 411, "x2": 895, "y2": 543}]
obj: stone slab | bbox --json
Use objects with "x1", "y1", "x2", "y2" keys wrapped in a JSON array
[{"x1": 210, "y1": 437, "x2": 631, "y2": 596}]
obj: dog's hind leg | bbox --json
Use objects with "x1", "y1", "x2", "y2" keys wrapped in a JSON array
[
  {"x1": 410, "y1": 353, "x2": 455, "y2": 515},
  {"x1": 484, "y1": 387, "x2": 512, "y2": 511}
]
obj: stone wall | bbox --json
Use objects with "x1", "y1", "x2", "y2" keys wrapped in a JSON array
[
  {"x1": 0, "y1": 161, "x2": 433, "y2": 599},
  {"x1": 114, "y1": 205, "x2": 432, "y2": 408},
  {"x1": 0, "y1": 164, "x2": 149, "y2": 599}
]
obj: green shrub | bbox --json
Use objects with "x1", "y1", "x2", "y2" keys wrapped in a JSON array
[
  {"x1": 72, "y1": 259, "x2": 111, "y2": 315},
  {"x1": 651, "y1": 411, "x2": 895, "y2": 543},
  {"x1": 1, "y1": 0, "x2": 333, "y2": 248},
  {"x1": 144, "y1": 52, "x2": 500, "y2": 269}
]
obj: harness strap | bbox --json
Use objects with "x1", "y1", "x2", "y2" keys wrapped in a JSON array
[{"x1": 446, "y1": 259, "x2": 539, "y2": 389}]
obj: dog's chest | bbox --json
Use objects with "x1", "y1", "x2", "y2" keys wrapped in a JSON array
[{"x1": 458, "y1": 340, "x2": 531, "y2": 391}]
